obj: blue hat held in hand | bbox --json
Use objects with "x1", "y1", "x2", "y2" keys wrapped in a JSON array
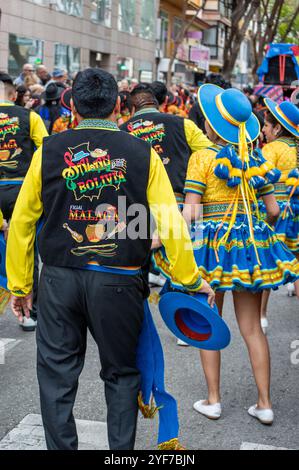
[{"x1": 159, "y1": 292, "x2": 231, "y2": 350}]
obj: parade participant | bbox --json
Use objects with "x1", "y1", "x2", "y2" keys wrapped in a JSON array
[
  {"x1": 36, "y1": 82, "x2": 63, "y2": 134},
  {"x1": 260, "y1": 100, "x2": 299, "y2": 328},
  {"x1": 0, "y1": 72, "x2": 48, "y2": 331},
  {"x1": 153, "y1": 85, "x2": 299, "y2": 424},
  {"x1": 121, "y1": 82, "x2": 211, "y2": 296},
  {"x1": 52, "y1": 88, "x2": 78, "y2": 134},
  {"x1": 150, "y1": 81, "x2": 168, "y2": 111},
  {"x1": 116, "y1": 91, "x2": 133, "y2": 126},
  {"x1": 6, "y1": 68, "x2": 215, "y2": 450},
  {"x1": 121, "y1": 83, "x2": 211, "y2": 205},
  {"x1": 189, "y1": 74, "x2": 230, "y2": 132}
]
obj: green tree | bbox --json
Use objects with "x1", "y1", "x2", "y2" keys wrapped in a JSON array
[{"x1": 276, "y1": 0, "x2": 299, "y2": 43}]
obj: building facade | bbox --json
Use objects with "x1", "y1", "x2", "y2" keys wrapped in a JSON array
[
  {"x1": 0, "y1": 0, "x2": 157, "y2": 80},
  {"x1": 201, "y1": 0, "x2": 232, "y2": 72},
  {"x1": 157, "y1": 0, "x2": 210, "y2": 85}
]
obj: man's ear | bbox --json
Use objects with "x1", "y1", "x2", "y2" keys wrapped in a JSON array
[
  {"x1": 11, "y1": 89, "x2": 17, "y2": 102},
  {"x1": 131, "y1": 105, "x2": 136, "y2": 117},
  {"x1": 114, "y1": 96, "x2": 121, "y2": 116},
  {"x1": 70, "y1": 97, "x2": 76, "y2": 115}
]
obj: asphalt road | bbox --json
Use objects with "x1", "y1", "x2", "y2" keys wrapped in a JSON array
[{"x1": 0, "y1": 286, "x2": 298, "y2": 450}]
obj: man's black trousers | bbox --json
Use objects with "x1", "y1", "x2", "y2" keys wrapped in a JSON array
[{"x1": 36, "y1": 265, "x2": 148, "y2": 450}]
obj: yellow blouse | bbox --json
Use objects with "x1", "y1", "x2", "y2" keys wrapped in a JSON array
[
  {"x1": 185, "y1": 146, "x2": 273, "y2": 203},
  {"x1": 262, "y1": 138, "x2": 297, "y2": 183}
]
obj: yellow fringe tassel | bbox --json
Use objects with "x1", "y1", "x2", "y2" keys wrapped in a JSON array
[
  {"x1": 0, "y1": 288, "x2": 10, "y2": 315},
  {"x1": 214, "y1": 123, "x2": 263, "y2": 266},
  {"x1": 157, "y1": 438, "x2": 186, "y2": 450},
  {"x1": 138, "y1": 391, "x2": 161, "y2": 419},
  {"x1": 149, "y1": 291, "x2": 160, "y2": 305}
]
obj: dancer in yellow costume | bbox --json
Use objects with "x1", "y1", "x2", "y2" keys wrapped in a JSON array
[
  {"x1": 153, "y1": 85, "x2": 299, "y2": 425},
  {"x1": 260, "y1": 100, "x2": 299, "y2": 332}
]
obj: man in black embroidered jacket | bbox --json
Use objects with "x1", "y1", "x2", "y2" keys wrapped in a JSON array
[{"x1": 7, "y1": 68, "x2": 214, "y2": 450}]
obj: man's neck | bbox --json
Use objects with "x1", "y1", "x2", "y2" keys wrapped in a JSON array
[
  {"x1": 76, "y1": 114, "x2": 116, "y2": 124},
  {"x1": 136, "y1": 105, "x2": 159, "y2": 112}
]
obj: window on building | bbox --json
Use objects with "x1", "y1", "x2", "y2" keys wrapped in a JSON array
[
  {"x1": 203, "y1": 26, "x2": 218, "y2": 59},
  {"x1": 140, "y1": 0, "x2": 156, "y2": 40},
  {"x1": 173, "y1": 17, "x2": 183, "y2": 41},
  {"x1": 118, "y1": 0, "x2": 136, "y2": 34},
  {"x1": 90, "y1": 0, "x2": 112, "y2": 27},
  {"x1": 54, "y1": 44, "x2": 80, "y2": 75},
  {"x1": 56, "y1": 0, "x2": 83, "y2": 17},
  {"x1": 8, "y1": 34, "x2": 44, "y2": 78},
  {"x1": 160, "y1": 11, "x2": 169, "y2": 57},
  {"x1": 219, "y1": 0, "x2": 232, "y2": 19}
]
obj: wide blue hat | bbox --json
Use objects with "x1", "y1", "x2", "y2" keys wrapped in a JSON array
[
  {"x1": 198, "y1": 84, "x2": 260, "y2": 145},
  {"x1": 264, "y1": 98, "x2": 299, "y2": 138},
  {"x1": 159, "y1": 292, "x2": 231, "y2": 350}
]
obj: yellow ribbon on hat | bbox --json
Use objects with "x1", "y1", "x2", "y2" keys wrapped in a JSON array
[{"x1": 215, "y1": 94, "x2": 261, "y2": 265}]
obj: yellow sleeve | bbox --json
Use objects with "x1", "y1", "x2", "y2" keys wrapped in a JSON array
[
  {"x1": 147, "y1": 148, "x2": 202, "y2": 291},
  {"x1": 184, "y1": 151, "x2": 208, "y2": 196},
  {"x1": 6, "y1": 146, "x2": 44, "y2": 296},
  {"x1": 0, "y1": 209, "x2": 3, "y2": 228},
  {"x1": 29, "y1": 111, "x2": 48, "y2": 148},
  {"x1": 262, "y1": 142, "x2": 278, "y2": 166},
  {"x1": 184, "y1": 118, "x2": 212, "y2": 153}
]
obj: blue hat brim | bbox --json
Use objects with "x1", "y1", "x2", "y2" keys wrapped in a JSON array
[
  {"x1": 198, "y1": 84, "x2": 260, "y2": 145},
  {"x1": 264, "y1": 98, "x2": 299, "y2": 139},
  {"x1": 159, "y1": 292, "x2": 231, "y2": 351}
]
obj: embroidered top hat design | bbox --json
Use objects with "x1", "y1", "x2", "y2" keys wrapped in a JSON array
[
  {"x1": 42, "y1": 82, "x2": 63, "y2": 102},
  {"x1": 264, "y1": 98, "x2": 299, "y2": 138},
  {"x1": 68, "y1": 143, "x2": 90, "y2": 163},
  {"x1": 198, "y1": 84, "x2": 260, "y2": 145},
  {"x1": 159, "y1": 292, "x2": 231, "y2": 350}
]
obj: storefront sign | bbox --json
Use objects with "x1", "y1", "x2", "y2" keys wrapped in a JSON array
[{"x1": 189, "y1": 45, "x2": 210, "y2": 71}]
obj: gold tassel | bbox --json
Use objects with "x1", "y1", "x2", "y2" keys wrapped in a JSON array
[
  {"x1": 138, "y1": 391, "x2": 161, "y2": 419},
  {"x1": 0, "y1": 288, "x2": 10, "y2": 315},
  {"x1": 149, "y1": 291, "x2": 160, "y2": 305},
  {"x1": 157, "y1": 438, "x2": 186, "y2": 450}
]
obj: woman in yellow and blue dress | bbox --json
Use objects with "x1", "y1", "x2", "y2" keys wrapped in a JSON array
[
  {"x1": 153, "y1": 85, "x2": 299, "y2": 424},
  {"x1": 260, "y1": 100, "x2": 299, "y2": 330}
]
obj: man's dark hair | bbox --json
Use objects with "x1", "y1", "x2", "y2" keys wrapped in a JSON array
[
  {"x1": 0, "y1": 72, "x2": 13, "y2": 86},
  {"x1": 130, "y1": 83, "x2": 158, "y2": 111},
  {"x1": 72, "y1": 68, "x2": 118, "y2": 119},
  {"x1": 150, "y1": 81, "x2": 167, "y2": 105},
  {"x1": 0, "y1": 72, "x2": 16, "y2": 98},
  {"x1": 205, "y1": 73, "x2": 226, "y2": 88}
]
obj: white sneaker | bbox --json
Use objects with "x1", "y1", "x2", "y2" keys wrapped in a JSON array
[
  {"x1": 193, "y1": 400, "x2": 222, "y2": 420},
  {"x1": 248, "y1": 404, "x2": 274, "y2": 424},
  {"x1": 177, "y1": 338, "x2": 190, "y2": 347},
  {"x1": 260, "y1": 317, "x2": 268, "y2": 335},
  {"x1": 148, "y1": 273, "x2": 166, "y2": 287},
  {"x1": 287, "y1": 283, "x2": 295, "y2": 297},
  {"x1": 19, "y1": 316, "x2": 37, "y2": 332}
]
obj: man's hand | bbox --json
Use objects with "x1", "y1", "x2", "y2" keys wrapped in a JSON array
[
  {"x1": 151, "y1": 232, "x2": 162, "y2": 249},
  {"x1": 198, "y1": 279, "x2": 215, "y2": 308},
  {"x1": 10, "y1": 293, "x2": 33, "y2": 321},
  {"x1": 1, "y1": 219, "x2": 9, "y2": 240}
]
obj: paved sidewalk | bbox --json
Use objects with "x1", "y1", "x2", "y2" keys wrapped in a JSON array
[{"x1": 0, "y1": 414, "x2": 109, "y2": 450}]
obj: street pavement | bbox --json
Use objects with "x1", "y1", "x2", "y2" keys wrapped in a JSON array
[{"x1": 0, "y1": 285, "x2": 298, "y2": 450}]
